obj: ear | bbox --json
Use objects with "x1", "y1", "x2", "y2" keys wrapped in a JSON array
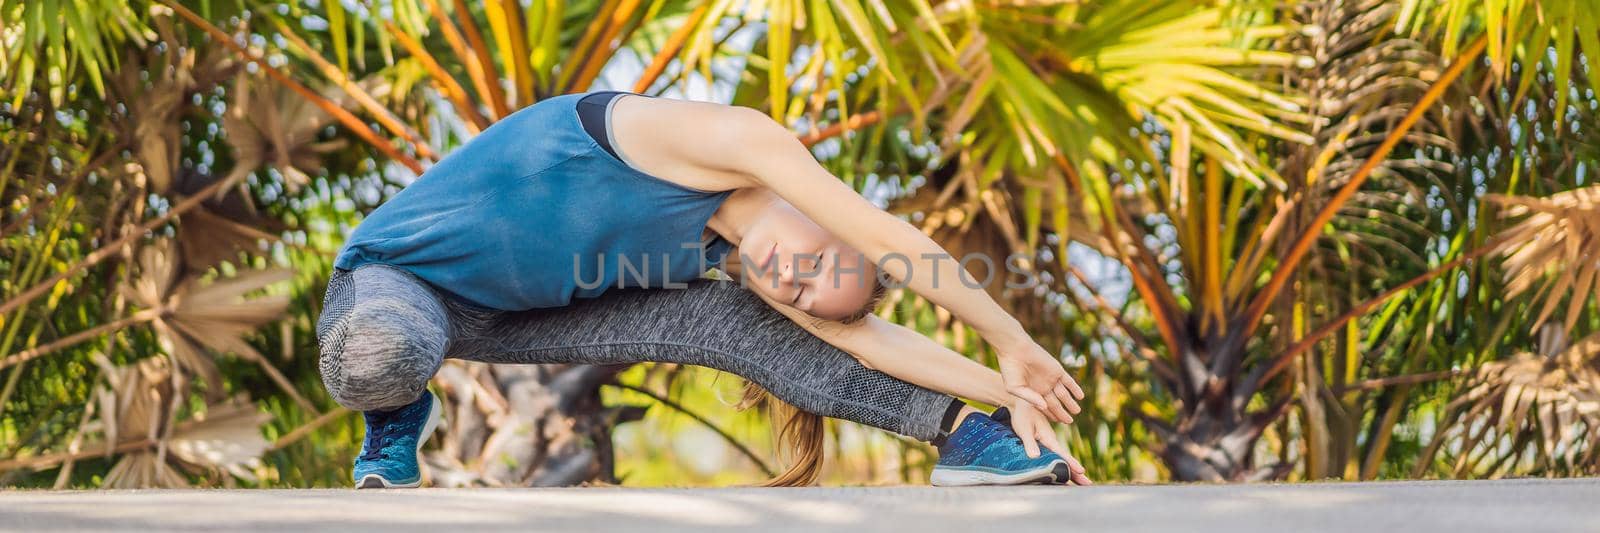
[{"x1": 718, "y1": 253, "x2": 746, "y2": 283}]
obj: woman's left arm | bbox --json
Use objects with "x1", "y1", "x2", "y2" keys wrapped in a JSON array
[
  {"x1": 745, "y1": 287, "x2": 1086, "y2": 476},
  {"x1": 727, "y1": 113, "x2": 1083, "y2": 419},
  {"x1": 750, "y1": 287, "x2": 1078, "y2": 433}
]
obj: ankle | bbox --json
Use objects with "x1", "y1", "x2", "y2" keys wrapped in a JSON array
[
  {"x1": 942, "y1": 405, "x2": 981, "y2": 433},
  {"x1": 953, "y1": 406, "x2": 982, "y2": 430}
]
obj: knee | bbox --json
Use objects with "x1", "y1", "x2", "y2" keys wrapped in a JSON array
[{"x1": 318, "y1": 299, "x2": 446, "y2": 411}]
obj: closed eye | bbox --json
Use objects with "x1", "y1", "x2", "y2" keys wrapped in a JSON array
[{"x1": 792, "y1": 285, "x2": 804, "y2": 306}]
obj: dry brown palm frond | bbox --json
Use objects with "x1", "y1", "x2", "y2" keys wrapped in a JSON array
[
  {"x1": 176, "y1": 204, "x2": 279, "y2": 271},
  {"x1": 90, "y1": 354, "x2": 173, "y2": 454},
  {"x1": 92, "y1": 354, "x2": 190, "y2": 489},
  {"x1": 164, "y1": 399, "x2": 276, "y2": 481},
  {"x1": 116, "y1": 61, "x2": 184, "y2": 195},
  {"x1": 1419, "y1": 330, "x2": 1600, "y2": 478},
  {"x1": 110, "y1": 40, "x2": 239, "y2": 194},
  {"x1": 120, "y1": 241, "x2": 303, "y2": 409},
  {"x1": 222, "y1": 74, "x2": 349, "y2": 195},
  {"x1": 1486, "y1": 186, "x2": 1600, "y2": 334},
  {"x1": 172, "y1": 163, "x2": 289, "y2": 271},
  {"x1": 83, "y1": 356, "x2": 273, "y2": 488}
]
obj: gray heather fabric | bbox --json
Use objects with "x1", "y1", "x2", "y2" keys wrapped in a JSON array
[{"x1": 317, "y1": 263, "x2": 953, "y2": 441}]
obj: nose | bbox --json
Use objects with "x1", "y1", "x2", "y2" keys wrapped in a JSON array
[{"x1": 779, "y1": 261, "x2": 795, "y2": 283}]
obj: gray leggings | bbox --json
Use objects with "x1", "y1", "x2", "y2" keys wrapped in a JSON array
[{"x1": 316, "y1": 264, "x2": 953, "y2": 441}]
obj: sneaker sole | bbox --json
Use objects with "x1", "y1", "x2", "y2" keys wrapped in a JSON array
[
  {"x1": 929, "y1": 461, "x2": 1072, "y2": 487},
  {"x1": 355, "y1": 395, "x2": 444, "y2": 490}
]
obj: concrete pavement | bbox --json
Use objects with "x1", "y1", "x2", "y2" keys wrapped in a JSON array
[{"x1": 2, "y1": 478, "x2": 1596, "y2": 532}]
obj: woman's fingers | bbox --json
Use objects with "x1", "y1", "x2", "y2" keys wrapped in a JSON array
[
  {"x1": 1009, "y1": 405, "x2": 1047, "y2": 459},
  {"x1": 1009, "y1": 386, "x2": 1051, "y2": 412},
  {"x1": 1036, "y1": 429, "x2": 1094, "y2": 486},
  {"x1": 1035, "y1": 427, "x2": 1071, "y2": 459},
  {"x1": 1019, "y1": 431, "x2": 1042, "y2": 459},
  {"x1": 1054, "y1": 383, "x2": 1081, "y2": 415},
  {"x1": 1026, "y1": 423, "x2": 1093, "y2": 487},
  {"x1": 1063, "y1": 374, "x2": 1086, "y2": 400},
  {"x1": 1014, "y1": 388, "x2": 1070, "y2": 424},
  {"x1": 1069, "y1": 458, "x2": 1093, "y2": 485},
  {"x1": 1065, "y1": 454, "x2": 1087, "y2": 476},
  {"x1": 1038, "y1": 391, "x2": 1072, "y2": 423},
  {"x1": 1050, "y1": 397, "x2": 1075, "y2": 424},
  {"x1": 1051, "y1": 444, "x2": 1094, "y2": 486},
  {"x1": 1039, "y1": 378, "x2": 1076, "y2": 421}
]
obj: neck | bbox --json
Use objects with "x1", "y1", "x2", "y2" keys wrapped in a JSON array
[{"x1": 706, "y1": 188, "x2": 777, "y2": 245}]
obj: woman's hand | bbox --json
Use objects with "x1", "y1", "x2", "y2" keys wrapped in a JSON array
[
  {"x1": 997, "y1": 338, "x2": 1085, "y2": 424},
  {"x1": 1008, "y1": 401, "x2": 1092, "y2": 485}
]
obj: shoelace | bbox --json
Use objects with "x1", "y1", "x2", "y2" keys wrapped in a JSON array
[
  {"x1": 358, "y1": 411, "x2": 405, "y2": 462},
  {"x1": 977, "y1": 415, "x2": 1035, "y2": 455}
]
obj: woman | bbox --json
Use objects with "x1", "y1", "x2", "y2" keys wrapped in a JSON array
[{"x1": 318, "y1": 90, "x2": 1091, "y2": 488}]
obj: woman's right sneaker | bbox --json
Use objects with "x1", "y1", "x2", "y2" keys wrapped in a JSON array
[
  {"x1": 929, "y1": 407, "x2": 1072, "y2": 486},
  {"x1": 352, "y1": 390, "x2": 442, "y2": 489}
]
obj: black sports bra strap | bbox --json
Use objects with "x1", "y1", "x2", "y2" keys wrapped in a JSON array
[{"x1": 575, "y1": 91, "x2": 626, "y2": 161}]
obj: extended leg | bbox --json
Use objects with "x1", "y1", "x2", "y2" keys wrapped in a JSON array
[{"x1": 446, "y1": 279, "x2": 957, "y2": 441}]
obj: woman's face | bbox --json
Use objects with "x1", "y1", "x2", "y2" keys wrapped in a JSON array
[{"x1": 735, "y1": 204, "x2": 876, "y2": 321}]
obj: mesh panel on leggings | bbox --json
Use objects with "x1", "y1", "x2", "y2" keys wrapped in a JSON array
[
  {"x1": 315, "y1": 270, "x2": 355, "y2": 401},
  {"x1": 829, "y1": 365, "x2": 914, "y2": 431},
  {"x1": 317, "y1": 270, "x2": 356, "y2": 341}
]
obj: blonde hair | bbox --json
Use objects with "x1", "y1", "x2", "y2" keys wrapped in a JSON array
[
  {"x1": 738, "y1": 381, "x2": 826, "y2": 486},
  {"x1": 739, "y1": 274, "x2": 889, "y2": 487},
  {"x1": 837, "y1": 274, "x2": 890, "y2": 324}
]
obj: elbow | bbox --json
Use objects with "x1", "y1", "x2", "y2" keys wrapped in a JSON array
[
  {"x1": 725, "y1": 107, "x2": 806, "y2": 171},
  {"x1": 813, "y1": 319, "x2": 883, "y2": 371},
  {"x1": 846, "y1": 351, "x2": 880, "y2": 371},
  {"x1": 850, "y1": 351, "x2": 880, "y2": 371},
  {"x1": 840, "y1": 319, "x2": 896, "y2": 372},
  {"x1": 729, "y1": 105, "x2": 789, "y2": 140}
]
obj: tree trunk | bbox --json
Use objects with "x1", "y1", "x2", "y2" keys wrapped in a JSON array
[
  {"x1": 1157, "y1": 390, "x2": 1268, "y2": 482},
  {"x1": 424, "y1": 362, "x2": 644, "y2": 487},
  {"x1": 1145, "y1": 343, "x2": 1291, "y2": 482}
]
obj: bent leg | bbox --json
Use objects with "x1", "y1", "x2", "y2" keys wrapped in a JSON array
[
  {"x1": 317, "y1": 265, "x2": 449, "y2": 412},
  {"x1": 446, "y1": 279, "x2": 955, "y2": 441}
]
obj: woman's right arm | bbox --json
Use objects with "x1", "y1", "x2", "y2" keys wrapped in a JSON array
[{"x1": 839, "y1": 315, "x2": 1017, "y2": 410}]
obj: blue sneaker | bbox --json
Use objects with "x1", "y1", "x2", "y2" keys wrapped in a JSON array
[
  {"x1": 353, "y1": 390, "x2": 443, "y2": 489},
  {"x1": 930, "y1": 407, "x2": 1071, "y2": 486}
]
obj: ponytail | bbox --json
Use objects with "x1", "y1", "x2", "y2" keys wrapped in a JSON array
[{"x1": 738, "y1": 381, "x2": 825, "y2": 486}]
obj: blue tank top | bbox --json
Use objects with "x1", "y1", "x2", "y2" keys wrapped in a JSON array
[{"x1": 333, "y1": 91, "x2": 735, "y2": 310}]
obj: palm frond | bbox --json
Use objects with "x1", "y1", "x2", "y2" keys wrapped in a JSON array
[
  {"x1": 123, "y1": 241, "x2": 301, "y2": 409},
  {"x1": 1487, "y1": 186, "x2": 1600, "y2": 334},
  {"x1": 89, "y1": 356, "x2": 273, "y2": 488},
  {"x1": 0, "y1": 0, "x2": 151, "y2": 106},
  {"x1": 1398, "y1": 0, "x2": 1600, "y2": 120},
  {"x1": 1419, "y1": 330, "x2": 1600, "y2": 477},
  {"x1": 221, "y1": 75, "x2": 349, "y2": 195}
]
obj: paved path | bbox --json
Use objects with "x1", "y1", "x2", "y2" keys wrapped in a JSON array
[{"x1": 2, "y1": 478, "x2": 1596, "y2": 532}]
